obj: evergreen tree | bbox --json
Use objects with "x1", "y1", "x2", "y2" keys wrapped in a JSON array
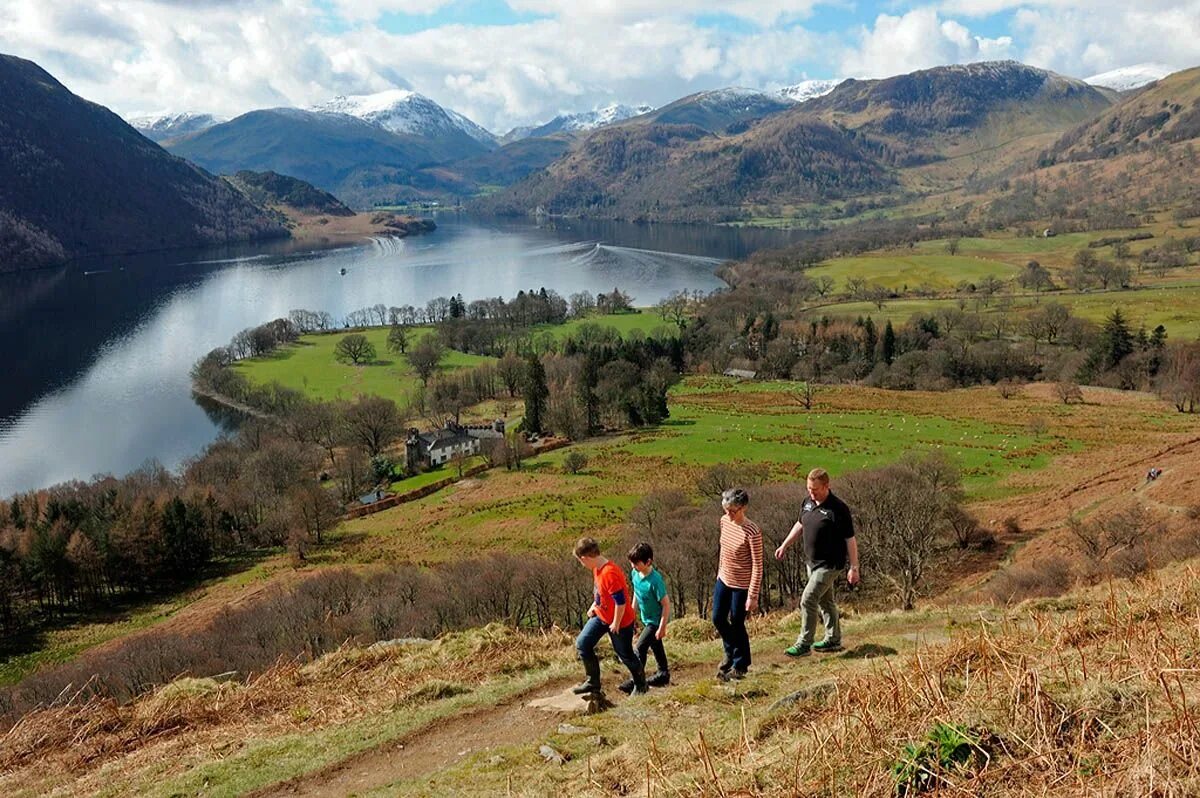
[
  {"x1": 1098, "y1": 309, "x2": 1134, "y2": 371},
  {"x1": 523, "y1": 353, "x2": 550, "y2": 435},
  {"x1": 881, "y1": 320, "x2": 897, "y2": 365},
  {"x1": 863, "y1": 317, "x2": 878, "y2": 363}
]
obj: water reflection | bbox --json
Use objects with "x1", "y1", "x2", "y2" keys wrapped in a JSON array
[{"x1": 0, "y1": 215, "x2": 806, "y2": 495}]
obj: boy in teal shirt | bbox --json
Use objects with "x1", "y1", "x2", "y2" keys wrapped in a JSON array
[{"x1": 621, "y1": 542, "x2": 671, "y2": 691}]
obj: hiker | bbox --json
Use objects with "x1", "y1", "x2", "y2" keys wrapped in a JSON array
[
  {"x1": 775, "y1": 468, "x2": 859, "y2": 657},
  {"x1": 572, "y1": 537, "x2": 647, "y2": 697},
  {"x1": 712, "y1": 488, "x2": 763, "y2": 681},
  {"x1": 1146, "y1": 467, "x2": 1162, "y2": 483},
  {"x1": 623, "y1": 542, "x2": 671, "y2": 692}
]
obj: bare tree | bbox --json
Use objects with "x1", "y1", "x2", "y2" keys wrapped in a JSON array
[
  {"x1": 387, "y1": 324, "x2": 410, "y2": 354},
  {"x1": 342, "y1": 396, "x2": 405, "y2": 457},
  {"x1": 407, "y1": 337, "x2": 445, "y2": 385},
  {"x1": 334, "y1": 334, "x2": 376, "y2": 365}
]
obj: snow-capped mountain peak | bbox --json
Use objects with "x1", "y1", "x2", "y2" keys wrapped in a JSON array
[
  {"x1": 1085, "y1": 63, "x2": 1177, "y2": 92},
  {"x1": 128, "y1": 112, "x2": 225, "y2": 143},
  {"x1": 777, "y1": 79, "x2": 841, "y2": 104},
  {"x1": 559, "y1": 102, "x2": 654, "y2": 131},
  {"x1": 309, "y1": 89, "x2": 497, "y2": 147}
]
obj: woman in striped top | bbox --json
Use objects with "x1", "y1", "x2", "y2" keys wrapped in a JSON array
[{"x1": 712, "y1": 487, "x2": 763, "y2": 681}]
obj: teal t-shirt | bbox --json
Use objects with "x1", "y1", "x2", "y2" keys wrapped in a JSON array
[{"x1": 631, "y1": 567, "x2": 668, "y2": 626}]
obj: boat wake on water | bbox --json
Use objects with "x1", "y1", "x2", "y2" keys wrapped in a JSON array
[{"x1": 368, "y1": 236, "x2": 408, "y2": 256}]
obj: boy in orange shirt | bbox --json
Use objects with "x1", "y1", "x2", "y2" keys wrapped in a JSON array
[{"x1": 572, "y1": 537, "x2": 648, "y2": 696}]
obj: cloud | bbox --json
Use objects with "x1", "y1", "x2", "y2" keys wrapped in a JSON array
[
  {"x1": 506, "y1": 1, "x2": 824, "y2": 27},
  {"x1": 839, "y1": 7, "x2": 1015, "y2": 79}
]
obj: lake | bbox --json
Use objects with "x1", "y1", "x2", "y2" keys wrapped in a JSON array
[{"x1": 0, "y1": 215, "x2": 808, "y2": 496}]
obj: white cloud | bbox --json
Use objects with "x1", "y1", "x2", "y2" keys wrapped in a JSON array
[
  {"x1": 326, "y1": 0, "x2": 457, "y2": 22},
  {"x1": 839, "y1": 7, "x2": 1015, "y2": 79},
  {"x1": 506, "y1": 1, "x2": 823, "y2": 27}
]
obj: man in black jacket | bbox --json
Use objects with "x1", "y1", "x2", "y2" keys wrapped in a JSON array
[{"x1": 774, "y1": 468, "x2": 859, "y2": 656}]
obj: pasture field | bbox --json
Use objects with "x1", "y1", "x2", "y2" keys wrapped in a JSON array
[
  {"x1": 235, "y1": 312, "x2": 671, "y2": 406},
  {"x1": 806, "y1": 253, "x2": 1018, "y2": 291},
  {"x1": 234, "y1": 326, "x2": 492, "y2": 405},
  {"x1": 807, "y1": 284, "x2": 1200, "y2": 339},
  {"x1": 332, "y1": 378, "x2": 1192, "y2": 566}
]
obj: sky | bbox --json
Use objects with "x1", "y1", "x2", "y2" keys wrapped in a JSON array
[{"x1": 2, "y1": 0, "x2": 1199, "y2": 134}]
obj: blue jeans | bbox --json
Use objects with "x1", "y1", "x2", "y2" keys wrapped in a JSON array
[
  {"x1": 576, "y1": 616, "x2": 643, "y2": 685},
  {"x1": 711, "y1": 578, "x2": 751, "y2": 672}
]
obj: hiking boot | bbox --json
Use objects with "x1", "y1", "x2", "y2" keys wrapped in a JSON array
[
  {"x1": 718, "y1": 668, "x2": 747, "y2": 682},
  {"x1": 716, "y1": 655, "x2": 733, "y2": 676},
  {"x1": 617, "y1": 678, "x2": 636, "y2": 695},
  {"x1": 813, "y1": 640, "x2": 842, "y2": 653},
  {"x1": 572, "y1": 680, "x2": 601, "y2": 695},
  {"x1": 647, "y1": 670, "x2": 671, "y2": 688},
  {"x1": 785, "y1": 644, "x2": 812, "y2": 658}
]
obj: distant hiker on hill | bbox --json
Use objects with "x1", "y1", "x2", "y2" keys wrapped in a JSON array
[
  {"x1": 572, "y1": 537, "x2": 648, "y2": 697},
  {"x1": 713, "y1": 488, "x2": 763, "y2": 681},
  {"x1": 1146, "y1": 467, "x2": 1162, "y2": 483},
  {"x1": 624, "y1": 542, "x2": 671, "y2": 691},
  {"x1": 775, "y1": 468, "x2": 859, "y2": 657}
]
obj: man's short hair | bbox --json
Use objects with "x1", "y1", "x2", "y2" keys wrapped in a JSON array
[
  {"x1": 807, "y1": 468, "x2": 830, "y2": 484},
  {"x1": 627, "y1": 542, "x2": 654, "y2": 564},
  {"x1": 574, "y1": 537, "x2": 601, "y2": 558},
  {"x1": 721, "y1": 487, "x2": 750, "y2": 507}
]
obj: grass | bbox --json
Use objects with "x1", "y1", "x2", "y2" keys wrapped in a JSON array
[
  {"x1": 807, "y1": 284, "x2": 1200, "y2": 339},
  {"x1": 330, "y1": 377, "x2": 1190, "y2": 567},
  {"x1": 808, "y1": 253, "x2": 1019, "y2": 292},
  {"x1": 234, "y1": 327, "x2": 493, "y2": 405}
]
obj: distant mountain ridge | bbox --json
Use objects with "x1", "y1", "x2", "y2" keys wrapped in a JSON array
[
  {"x1": 507, "y1": 103, "x2": 655, "y2": 141},
  {"x1": 0, "y1": 54, "x2": 284, "y2": 272},
  {"x1": 1085, "y1": 63, "x2": 1176, "y2": 93},
  {"x1": 479, "y1": 61, "x2": 1120, "y2": 222},
  {"x1": 777, "y1": 79, "x2": 841, "y2": 103},
  {"x1": 128, "y1": 112, "x2": 225, "y2": 143},
  {"x1": 225, "y1": 170, "x2": 354, "y2": 216},
  {"x1": 310, "y1": 89, "x2": 497, "y2": 149}
]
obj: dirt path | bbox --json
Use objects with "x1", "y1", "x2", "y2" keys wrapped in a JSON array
[{"x1": 253, "y1": 676, "x2": 580, "y2": 798}]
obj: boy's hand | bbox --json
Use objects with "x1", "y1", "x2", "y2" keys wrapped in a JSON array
[
  {"x1": 609, "y1": 622, "x2": 620, "y2": 634},
  {"x1": 587, "y1": 605, "x2": 597, "y2": 618},
  {"x1": 655, "y1": 625, "x2": 667, "y2": 640}
]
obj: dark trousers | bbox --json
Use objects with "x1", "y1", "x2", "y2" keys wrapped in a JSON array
[
  {"x1": 576, "y1": 616, "x2": 643, "y2": 686},
  {"x1": 711, "y1": 578, "x2": 751, "y2": 672},
  {"x1": 635, "y1": 622, "x2": 670, "y2": 674}
]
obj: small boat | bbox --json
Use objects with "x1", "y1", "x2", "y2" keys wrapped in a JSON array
[{"x1": 339, "y1": 267, "x2": 347, "y2": 275}]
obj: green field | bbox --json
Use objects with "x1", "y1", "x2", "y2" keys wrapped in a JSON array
[
  {"x1": 234, "y1": 327, "x2": 493, "y2": 404},
  {"x1": 808, "y1": 284, "x2": 1200, "y2": 339},
  {"x1": 808, "y1": 253, "x2": 1018, "y2": 291}
]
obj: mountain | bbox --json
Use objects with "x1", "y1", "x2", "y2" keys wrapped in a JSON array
[
  {"x1": 1044, "y1": 66, "x2": 1200, "y2": 163},
  {"x1": 450, "y1": 134, "x2": 575, "y2": 186},
  {"x1": 513, "y1": 103, "x2": 654, "y2": 140},
  {"x1": 799, "y1": 61, "x2": 1113, "y2": 166},
  {"x1": 128, "y1": 112, "x2": 225, "y2": 143},
  {"x1": 0, "y1": 54, "x2": 285, "y2": 273},
  {"x1": 777, "y1": 79, "x2": 841, "y2": 103},
  {"x1": 225, "y1": 170, "x2": 354, "y2": 216},
  {"x1": 481, "y1": 61, "x2": 1118, "y2": 223},
  {"x1": 166, "y1": 108, "x2": 471, "y2": 207},
  {"x1": 1085, "y1": 63, "x2": 1177, "y2": 93},
  {"x1": 310, "y1": 89, "x2": 497, "y2": 149},
  {"x1": 633, "y1": 88, "x2": 794, "y2": 133},
  {"x1": 476, "y1": 118, "x2": 893, "y2": 222}
]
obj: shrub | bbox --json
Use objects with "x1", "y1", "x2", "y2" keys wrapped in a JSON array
[{"x1": 562, "y1": 451, "x2": 589, "y2": 475}]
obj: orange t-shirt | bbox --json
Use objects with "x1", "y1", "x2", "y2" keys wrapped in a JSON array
[{"x1": 593, "y1": 560, "x2": 634, "y2": 627}]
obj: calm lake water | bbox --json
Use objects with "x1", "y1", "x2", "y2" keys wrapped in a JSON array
[{"x1": 0, "y1": 215, "x2": 808, "y2": 496}]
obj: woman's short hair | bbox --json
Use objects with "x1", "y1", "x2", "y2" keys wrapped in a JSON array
[{"x1": 721, "y1": 487, "x2": 750, "y2": 508}]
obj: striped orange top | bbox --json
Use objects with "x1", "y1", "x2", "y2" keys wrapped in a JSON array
[{"x1": 717, "y1": 515, "x2": 763, "y2": 600}]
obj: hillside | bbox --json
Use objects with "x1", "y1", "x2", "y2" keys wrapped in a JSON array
[
  {"x1": 0, "y1": 54, "x2": 286, "y2": 272},
  {"x1": 128, "y1": 112, "x2": 224, "y2": 143},
  {"x1": 477, "y1": 119, "x2": 894, "y2": 221},
  {"x1": 167, "y1": 109, "x2": 471, "y2": 208},
  {"x1": 630, "y1": 87, "x2": 793, "y2": 134},
  {"x1": 225, "y1": 170, "x2": 354, "y2": 216},
  {"x1": 450, "y1": 134, "x2": 575, "y2": 186},
  {"x1": 481, "y1": 62, "x2": 1116, "y2": 223},
  {"x1": 310, "y1": 89, "x2": 497, "y2": 150},
  {"x1": 1044, "y1": 66, "x2": 1200, "y2": 162}
]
